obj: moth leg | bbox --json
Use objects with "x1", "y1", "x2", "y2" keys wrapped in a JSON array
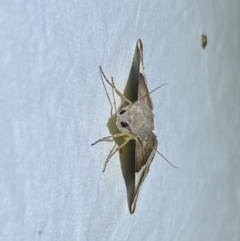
[
  {"x1": 91, "y1": 133, "x2": 126, "y2": 146},
  {"x1": 103, "y1": 141, "x2": 118, "y2": 160},
  {"x1": 99, "y1": 67, "x2": 115, "y2": 116},
  {"x1": 99, "y1": 66, "x2": 132, "y2": 105},
  {"x1": 110, "y1": 77, "x2": 117, "y2": 113},
  {"x1": 102, "y1": 136, "x2": 132, "y2": 172}
]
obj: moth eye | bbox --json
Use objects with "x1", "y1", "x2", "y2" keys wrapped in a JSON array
[
  {"x1": 119, "y1": 110, "x2": 126, "y2": 115},
  {"x1": 120, "y1": 122, "x2": 128, "y2": 128}
]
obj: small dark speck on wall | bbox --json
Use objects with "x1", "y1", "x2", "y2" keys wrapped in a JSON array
[{"x1": 201, "y1": 34, "x2": 207, "y2": 49}]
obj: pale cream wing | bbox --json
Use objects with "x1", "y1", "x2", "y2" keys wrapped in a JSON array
[
  {"x1": 130, "y1": 133, "x2": 158, "y2": 213},
  {"x1": 137, "y1": 39, "x2": 153, "y2": 109},
  {"x1": 138, "y1": 73, "x2": 153, "y2": 109},
  {"x1": 130, "y1": 40, "x2": 158, "y2": 213}
]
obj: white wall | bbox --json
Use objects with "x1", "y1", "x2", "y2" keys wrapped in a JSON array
[{"x1": 0, "y1": 0, "x2": 239, "y2": 240}]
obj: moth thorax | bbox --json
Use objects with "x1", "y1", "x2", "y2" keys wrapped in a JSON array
[{"x1": 116, "y1": 102, "x2": 154, "y2": 137}]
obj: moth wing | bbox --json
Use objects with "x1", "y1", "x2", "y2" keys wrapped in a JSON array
[
  {"x1": 130, "y1": 133, "x2": 158, "y2": 213},
  {"x1": 135, "y1": 39, "x2": 155, "y2": 172},
  {"x1": 129, "y1": 40, "x2": 158, "y2": 213},
  {"x1": 137, "y1": 39, "x2": 153, "y2": 109},
  {"x1": 138, "y1": 73, "x2": 153, "y2": 109}
]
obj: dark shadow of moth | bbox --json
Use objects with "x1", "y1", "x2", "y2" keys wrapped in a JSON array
[{"x1": 91, "y1": 39, "x2": 176, "y2": 214}]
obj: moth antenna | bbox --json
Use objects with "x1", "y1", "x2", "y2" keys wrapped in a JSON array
[
  {"x1": 140, "y1": 135, "x2": 177, "y2": 168},
  {"x1": 136, "y1": 83, "x2": 169, "y2": 104},
  {"x1": 155, "y1": 148, "x2": 177, "y2": 168}
]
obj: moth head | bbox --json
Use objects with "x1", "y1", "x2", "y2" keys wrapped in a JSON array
[
  {"x1": 116, "y1": 103, "x2": 154, "y2": 137},
  {"x1": 116, "y1": 108, "x2": 131, "y2": 133}
]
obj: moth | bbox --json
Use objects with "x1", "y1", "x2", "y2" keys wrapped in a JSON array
[
  {"x1": 92, "y1": 40, "x2": 175, "y2": 213},
  {"x1": 201, "y1": 34, "x2": 207, "y2": 49}
]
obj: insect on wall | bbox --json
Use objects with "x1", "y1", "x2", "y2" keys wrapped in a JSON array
[{"x1": 91, "y1": 39, "x2": 176, "y2": 213}]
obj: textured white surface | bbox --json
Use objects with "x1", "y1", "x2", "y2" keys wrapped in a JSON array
[{"x1": 0, "y1": 0, "x2": 240, "y2": 240}]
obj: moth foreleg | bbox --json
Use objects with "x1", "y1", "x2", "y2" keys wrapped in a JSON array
[
  {"x1": 99, "y1": 66, "x2": 132, "y2": 106},
  {"x1": 91, "y1": 133, "x2": 126, "y2": 146},
  {"x1": 110, "y1": 76, "x2": 117, "y2": 114},
  {"x1": 91, "y1": 135, "x2": 114, "y2": 146}
]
